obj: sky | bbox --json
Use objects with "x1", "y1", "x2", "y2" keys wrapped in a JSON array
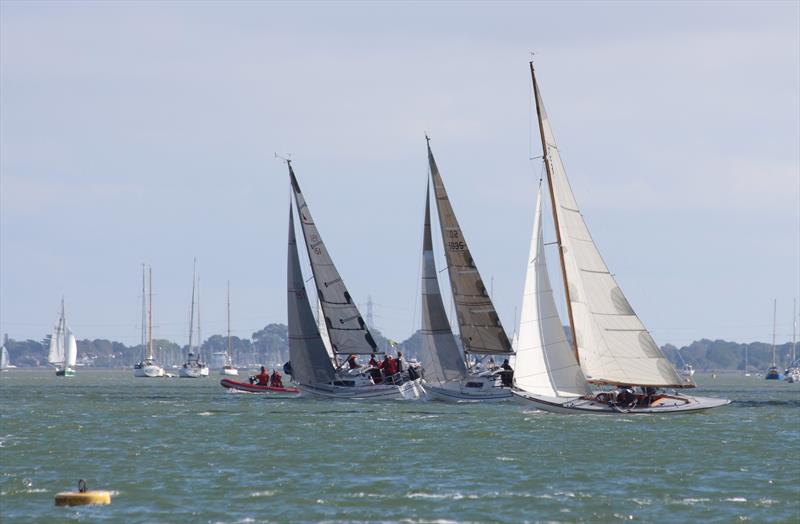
[{"x1": 1, "y1": 0, "x2": 798, "y2": 348}]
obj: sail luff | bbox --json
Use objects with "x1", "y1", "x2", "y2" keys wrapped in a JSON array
[
  {"x1": 287, "y1": 200, "x2": 337, "y2": 384},
  {"x1": 427, "y1": 141, "x2": 512, "y2": 355},
  {"x1": 530, "y1": 63, "x2": 685, "y2": 388},
  {"x1": 530, "y1": 62, "x2": 579, "y2": 365},
  {"x1": 419, "y1": 181, "x2": 468, "y2": 383},
  {"x1": 288, "y1": 162, "x2": 378, "y2": 355}
]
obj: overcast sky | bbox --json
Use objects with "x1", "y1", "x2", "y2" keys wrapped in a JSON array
[{"x1": 1, "y1": 0, "x2": 798, "y2": 348}]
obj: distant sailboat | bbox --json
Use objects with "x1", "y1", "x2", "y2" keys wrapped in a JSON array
[
  {"x1": 285, "y1": 161, "x2": 423, "y2": 400},
  {"x1": 1, "y1": 344, "x2": 11, "y2": 371},
  {"x1": 766, "y1": 299, "x2": 781, "y2": 380},
  {"x1": 134, "y1": 265, "x2": 165, "y2": 378},
  {"x1": 785, "y1": 299, "x2": 799, "y2": 383},
  {"x1": 48, "y1": 298, "x2": 77, "y2": 377},
  {"x1": 511, "y1": 62, "x2": 729, "y2": 413},
  {"x1": 221, "y1": 280, "x2": 239, "y2": 376},
  {"x1": 420, "y1": 139, "x2": 514, "y2": 402},
  {"x1": 180, "y1": 259, "x2": 209, "y2": 378}
]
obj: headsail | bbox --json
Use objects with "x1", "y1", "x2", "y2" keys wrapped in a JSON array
[
  {"x1": 66, "y1": 329, "x2": 77, "y2": 368},
  {"x1": 531, "y1": 63, "x2": 685, "y2": 387},
  {"x1": 48, "y1": 300, "x2": 66, "y2": 365},
  {"x1": 289, "y1": 162, "x2": 378, "y2": 355},
  {"x1": 514, "y1": 185, "x2": 591, "y2": 397},
  {"x1": 419, "y1": 182, "x2": 468, "y2": 384},
  {"x1": 0, "y1": 346, "x2": 8, "y2": 370},
  {"x1": 427, "y1": 140, "x2": 512, "y2": 355},
  {"x1": 316, "y1": 299, "x2": 335, "y2": 360},
  {"x1": 287, "y1": 201, "x2": 337, "y2": 385}
]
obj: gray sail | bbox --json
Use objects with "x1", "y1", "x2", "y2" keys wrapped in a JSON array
[
  {"x1": 420, "y1": 183, "x2": 468, "y2": 383},
  {"x1": 289, "y1": 163, "x2": 378, "y2": 355},
  {"x1": 287, "y1": 201, "x2": 336, "y2": 385},
  {"x1": 428, "y1": 142, "x2": 512, "y2": 355}
]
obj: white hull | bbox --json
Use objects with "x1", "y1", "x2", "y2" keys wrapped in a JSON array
[
  {"x1": 298, "y1": 379, "x2": 424, "y2": 400},
  {"x1": 134, "y1": 364, "x2": 165, "y2": 378},
  {"x1": 221, "y1": 367, "x2": 239, "y2": 376},
  {"x1": 179, "y1": 367, "x2": 204, "y2": 378},
  {"x1": 424, "y1": 382, "x2": 512, "y2": 402},
  {"x1": 512, "y1": 390, "x2": 731, "y2": 414}
]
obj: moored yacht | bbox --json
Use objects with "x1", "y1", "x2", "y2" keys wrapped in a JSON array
[{"x1": 134, "y1": 265, "x2": 165, "y2": 378}]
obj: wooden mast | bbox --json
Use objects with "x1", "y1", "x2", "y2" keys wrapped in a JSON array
[{"x1": 529, "y1": 61, "x2": 580, "y2": 364}]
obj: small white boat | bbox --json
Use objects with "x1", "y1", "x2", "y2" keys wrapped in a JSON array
[
  {"x1": 1, "y1": 343, "x2": 12, "y2": 371},
  {"x1": 179, "y1": 260, "x2": 208, "y2": 378},
  {"x1": 680, "y1": 364, "x2": 695, "y2": 378},
  {"x1": 512, "y1": 63, "x2": 729, "y2": 414},
  {"x1": 134, "y1": 265, "x2": 165, "y2": 378},
  {"x1": 220, "y1": 281, "x2": 238, "y2": 376},
  {"x1": 48, "y1": 298, "x2": 77, "y2": 377},
  {"x1": 418, "y1": 141, "x2": 514, "y2": 402}
]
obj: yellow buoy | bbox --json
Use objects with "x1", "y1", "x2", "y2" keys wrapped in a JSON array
[{"x1": 55, "y1": 480, "x2": 111, "y2": 507}]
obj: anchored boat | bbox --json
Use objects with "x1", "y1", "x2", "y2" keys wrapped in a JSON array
[
  {"x1": 512, "y1": 63, "x2": 730, "y2": 414},
  {"x1": 418, "y1": 164, "x2": 514, "y2": 402},
  {"x1": 179, "y1": 259, "x2": 209, "y2": 378},
  {"x1": 285, "y1": 162, "x2": 423, "y2": 400},
  {"x1": 133, "y1": 265, "x2": 165, "y2": 378}
]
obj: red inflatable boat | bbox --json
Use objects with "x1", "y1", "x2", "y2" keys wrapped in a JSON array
[{"x1": 220, "y1": 378, "x2": 300, "y2": 395}]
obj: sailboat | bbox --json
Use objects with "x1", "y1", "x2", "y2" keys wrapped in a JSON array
[
  {"x1": 180, "y1": 259, "x2": 209, "y2": 378},
  {"x1": 134, "y1": 265, "x2": 165, "y2": 378},
  {"x1": 766, "y1": 299, "x2": 781, "y2": 380},
  {"x1": 221, "y1": 281, "x2": 239, "y2": 376},
  {"x1": 785, "y1": 299, "x2": 799, "y2": 383},
  {"x1": 285, "y1": 161, "x2": 423, "y2": 400},
  {"x1": 48, "y1": 298, "x2": 77, "y2": 377},
  {"x1": 420, "y1": 139, "x2": 515, "y2": 402},
  {"x1": 512, "y1": 62, "x2": 729, "y2": 413},
  {"x1": 1, "y1": 345, "x2": 8, "y2": 371}
]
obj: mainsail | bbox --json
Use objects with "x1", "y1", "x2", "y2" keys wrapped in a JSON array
[
  {"x1": 289, "y1": 162, "x2": 378, "y2": 355},
  {"x1": 287, "y1": 202, "x2": 336, "y2": 385},
  {"x1": 514, "y1": 185, "x2": 591, "y2": 397},
  {"x1": 531, "y1": 63, "x2": 685, "y2": 387},
  {"x1": 419, "y1": 183, "x2": 468, "y2": 384},
  {"x1": 427, "y1": 140, "x2": 512, "y2": 355},
  {"x1": 47, "y1": 300, "x2": 66, "y2": 365}
]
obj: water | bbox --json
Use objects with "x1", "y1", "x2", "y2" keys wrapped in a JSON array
[{"x1": 1, "y1": 370, "x2": 798, "y2": 523}]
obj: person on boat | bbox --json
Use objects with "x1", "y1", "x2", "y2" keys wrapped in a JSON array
[
  {"x1": 499, "y1": 358, "x2": 514, "y2": 387},
  {"x1": 368, "y1": 353, "x2": 379, "y2": 368},
  {"x1": 255, "y1": 366, "x2": 269, "y2": 386},
  {"x1": 346, "y1": 354, "x2": 359, "y2": 370},
  {"x1": 381, "y1": 355, "x2": 397, "y2": 384},
  {"x1": 615, "y1": 386, "x2": 636, "y2": 407},
  {"x1": 395, "y1": 351, "x2": 404, "y2": 374},
  {"x1": 270, "y1": 369, "x2": 284, "y2": 388}
]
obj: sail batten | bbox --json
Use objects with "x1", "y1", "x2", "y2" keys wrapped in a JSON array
[
  {"x1": 427, "y1": 142, "x2": 512, "y2": 356},
  {"x1": 419, "y1": 182, "x2": 468, "y2": 384},
  {"x1": 289, "y1": 164, "x2": 378, "y2": 355},
  {"x1": 531, "y1": 64, "x2": 686, "y2": 388}
]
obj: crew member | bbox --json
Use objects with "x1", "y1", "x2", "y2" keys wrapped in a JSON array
[
  {"x1": 270, "y1": 369, "x2": 283, "y2": 388},
  {"x1": 256, "y1": 366, "x2": 269, "y2": 386},
  {"x1": 395, "y1": 351, "x2": 404, "y2": 374},
  {"x1": 499, "y1": 358, "x2": 514, "y2": 387},
  {"x1": 346, "y1": 354, "x2": 359, "y2": 370}
]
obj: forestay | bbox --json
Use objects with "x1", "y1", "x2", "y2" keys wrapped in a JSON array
[
  {"x1": 287, "y1": 203, "x2": 336, "y2": 385},
  {"x1": 419, "y1": 183, "x2": 468, "y2": 384},
  {"x1": 289, "y1": 163, "x2": 378, "y2": 355},
  {"x1": 532, "y1": 67, "x2": 685, "y2": 387},
  {"x1": 514, "y1": 185, "x2": 591, "y2": 397},
  {"x1": 427, "y1": 142, "x2": 512, "y2": 355}
]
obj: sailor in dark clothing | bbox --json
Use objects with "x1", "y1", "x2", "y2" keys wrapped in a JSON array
[
  {"x1": 395, "y1": 351, "x2": 404, "y2": 373},
  {"x1": 499, "y1": 358, "x2": 514, "y2": 387},
  {"x1": 346, "y1": 354, "x2": 359, "y2": 370}
]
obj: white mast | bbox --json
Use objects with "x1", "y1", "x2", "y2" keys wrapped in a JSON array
[
  {"x1": 197, "y1": 275, "x2": 202, "y2": 362},
  {"x1": 771, "y1": 298, "x2": 777, "y2": 367},
  {"x1": 147, "y1": 266, "x2": 153, "y2": 361},
  {"x1": 188, "y1": 258, "x2": 196, "y2": 353},
  {"x1": 141, "y1": 264, "x2": 147, "y2": 361},
  {"x1": 227, "y1": 280, "x2": 232, "y2": 364},
  {"x1": 792, "y1": 298, "x2": 797, "y2": 364}
]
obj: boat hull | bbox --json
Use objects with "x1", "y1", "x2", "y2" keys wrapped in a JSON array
[
  {"x1": 512, "y1": 390, "x2": 731, "y2": 414},
  {"x1": 298, "y1": 378, "x2": 424, "y2": 400},
  {"x1": 179, "y1": 367, "x2": 206, "y2": 378},
  {"x1": 134, "y1": 365, "x2": 165, "y2": 378},
  {"x1": 55, "y1": 367, "x2": 75, "y2": 377},
  {"x1": 220, "y1": 378, "x2": 300, "y2": 395},
  {"x1": 221, "y1": 367, "x2": 239, "y2": 376},
  {"x1": 425, "y1": 383, "x2": 512, "y2": 402}
]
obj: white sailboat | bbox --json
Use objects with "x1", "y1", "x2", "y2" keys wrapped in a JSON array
[
  {"x1": 221, "y1": 281, "x2": 239, "y2": 376},
  {"x1": 1, "y1": 340, "x2": 13, "y2": 371},
  {"x1": 785, "y1": 299, "x2": 799, "y2": 383},
  {"x1": 512, "y1": 62, "x2": 729, "y2": 414},
  {"x1": 48, "y1": 298, "x2": 77, "y2": 377},
  {"x1": 134, "y1": 265, "x2": 165, "y2": 378},
  {"x1": 420, "y1": 140, "x2": 514, "y2": 402},
  {"x1": 180, "y1": 259, "x2": 209, "y2": 378},
  {"x1": 285, "y1": 161, "x2": 423, "y2": 400}
]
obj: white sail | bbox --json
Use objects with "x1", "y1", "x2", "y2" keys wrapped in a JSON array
[
  {"x1": 66, "y1": 331, "x2": 78, "y2": 368},
  {"x1": 316, "y1": 299, "x2": 335, "y2": 360},
  {"x1": 48, "y1": 304, "x2": 66, "y2": 365},
  {"x1": 1, "y1": 346, "x2": 8, "y2": 369},
  {"x1": 532, "y1": 67, "x2": 684, "y2": 387},
  {"x1": 289, "y1": 163, "x2": 378, "y2": 355},
  {"x1": 287, "y1": 202, "x2": 337, "y2": 385},
  {"x1": 419, "y1": 183, "x2": 468, "y2": 384},
  {"x1": 427, "y1": 141, "x2": 512, "y2": 355},
  {"x1": 515, "y1": 185, "x2": 591, "y2": 397}
]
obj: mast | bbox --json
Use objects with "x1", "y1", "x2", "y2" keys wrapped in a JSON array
[
  {"x1": 147, "y1": 266, "x2": 153, "y2": 361},
  {"x1": 793, "y1": 298, "x2": 797, "y2": 364},
  {"x1": 197, "y1": 275, "x2": 202, "y2": 361},
  {"x1": 227, "y1": 280, "x2": 232, "y2": 362},
  {"x1": 141, "y1": 264, "x2": 147, "y2": 361},
  {"x1": 530, "y1": 61, "x2": 579, "y2": 363},
  {"x1": 771, "y1": 298, "x2": 777, "y2": 367},
  {"x1": 188, "y1": 258, "x2": 196, "y2": 353}
]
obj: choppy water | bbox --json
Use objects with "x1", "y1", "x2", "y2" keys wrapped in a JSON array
[{"x1": 0, "y1": 370, "x2": 798, "y2": 523}]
